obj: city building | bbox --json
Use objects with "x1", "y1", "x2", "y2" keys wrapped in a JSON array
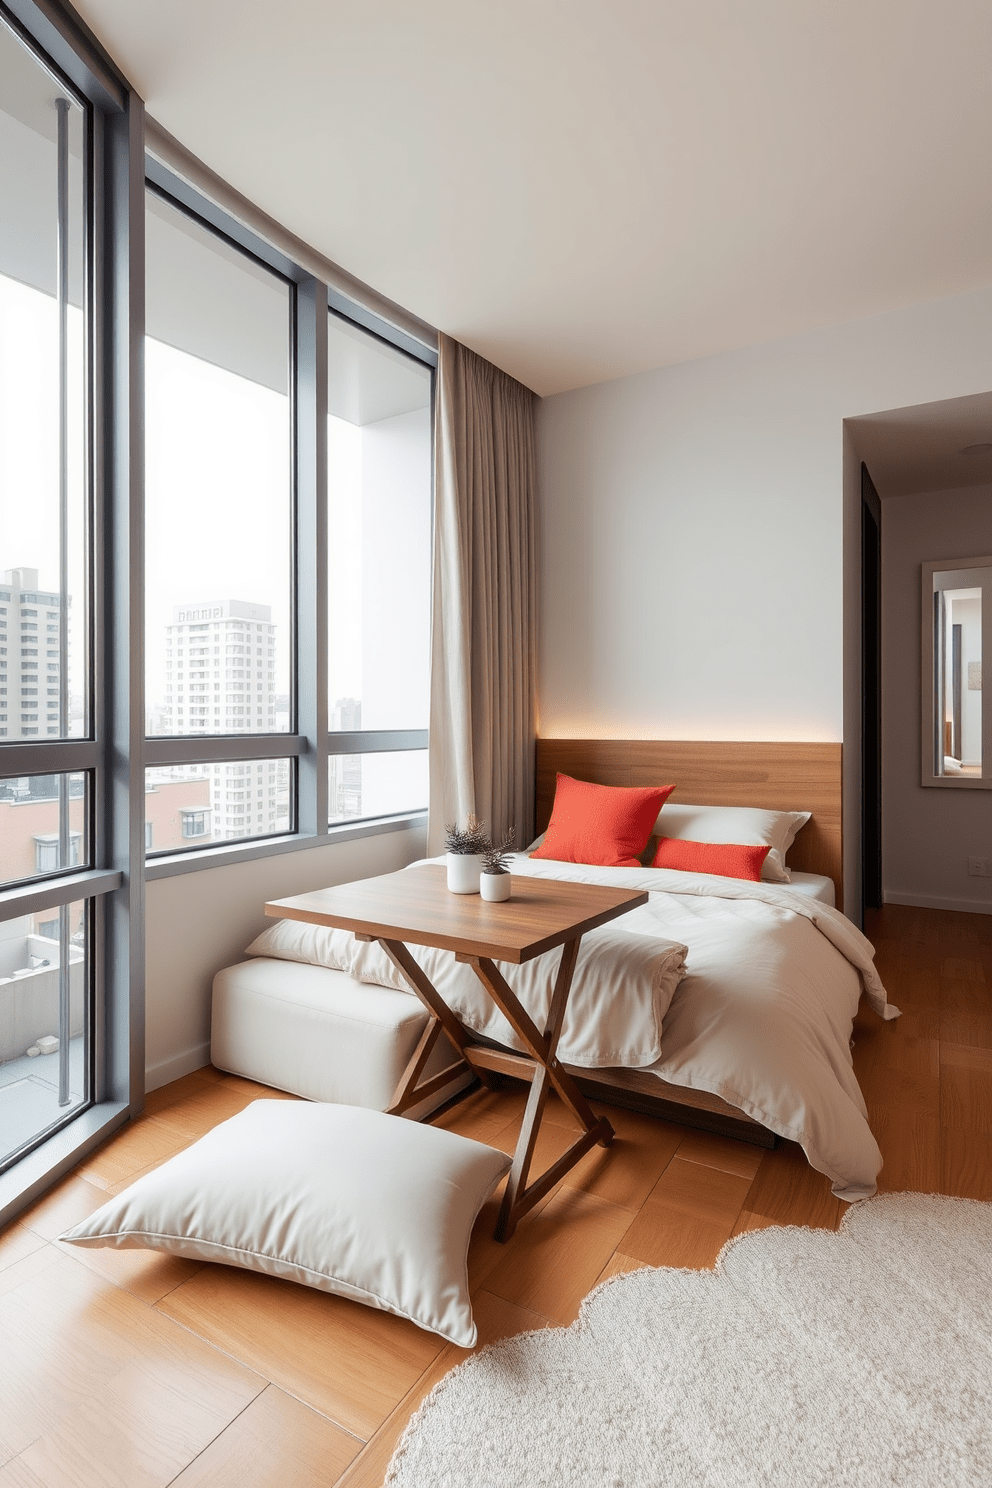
[
  {"x1": 0, "y1": 774, "x2": 208, "y2": 919},
  {"x1": 142, "y1": 775, "x2": 212, "y2": 854},
  {"x1": 162, "y1": 599, "x2": 276, "y2": 737},
  {"x1": 0, "y1": 773, "x2": 208, "y2": 970},
  {"x1": 328, "y1": 696, "x2": 362, "y2": 820},
  {"x1": 0, "y1": 568, "x2": 63, "y2": 740},
  {"x1": 159, "y1": 599, "x2": 286, "y2": 841},
  {"x1": 0, "y1": 775, "x2": 85, "y2": 888}
]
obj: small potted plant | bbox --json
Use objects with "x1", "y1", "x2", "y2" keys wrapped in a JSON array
[
  {"x1": 444, "y1": 815, "x2": 490, "y2": 893},
  {"x1": 480, "y1": 826, "x2": 516, "y2": 902}
]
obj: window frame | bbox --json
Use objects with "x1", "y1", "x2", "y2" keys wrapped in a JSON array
[
  {"x1": 141, "y1": 160, "x2": 436, "y2": 879},
  {"x1": 0, "y1": 0, "x2": 437, "y2": 1223},
  {"x1": 921, "y1": 554, "x2": 992, "y2": 790},
  {"x1": 142, "y1": 173, "x2": 303, "y2": 860},
  {"x1": 325, "y1": 306, "x2": 432, "y2": 830},
  {"x1": 0, "y1": 0, "x2": 135, "y2": 1220}
]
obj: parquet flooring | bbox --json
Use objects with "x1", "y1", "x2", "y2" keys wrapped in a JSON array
[{"x1": 0, "y1": 904, "x2": 987, "y2": 1485}]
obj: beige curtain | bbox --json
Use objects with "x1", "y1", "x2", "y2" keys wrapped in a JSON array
[{"x1": 427, "y1": 334, "x2": 538, "y2": 855}]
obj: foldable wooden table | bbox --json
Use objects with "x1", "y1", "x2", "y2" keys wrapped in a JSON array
[{"x1": 266, "y1": 863, "x2": 648, "y2": 1240}]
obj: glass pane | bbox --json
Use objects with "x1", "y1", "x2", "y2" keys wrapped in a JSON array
[
  {"x1": 0, "y1": 22, "x2": 88, "y2": 740},
  {"x1": 939, "y1": 586, "x2": 981, "y2": 778},
  {"x1": 145, "y1": 758, "x2": 292, "y2": 852},
  {"x1": 145, "y1": 191, "x2": 291, "y2": 738},
  {"x1": 328, "y1": 749, "x2": 428, "y2": 825},
  {"x1": 1, "y1": 897, "x2": 88, "y2": 1169},
  {"x1": 0, "y1": 772, "x2": 88, "y2": 888},
  {"x1": 327, "y1": 316, "x2": 432, "y2": 733}
]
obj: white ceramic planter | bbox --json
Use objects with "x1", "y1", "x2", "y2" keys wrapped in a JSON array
[
  {"x1": 480, "y1": 871, "x2": 511, "y2": 902},
  {"x1": 446, "y1": 852, "x2": 483, "y2": 894}
]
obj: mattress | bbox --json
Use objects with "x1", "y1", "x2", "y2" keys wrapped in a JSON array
[{"x1": 782, "y1": 871, "x2": 835, "y2": 906}]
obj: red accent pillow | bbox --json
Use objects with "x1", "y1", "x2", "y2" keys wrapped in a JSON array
[
  {"x1": 531, "y1": 774, "x2": 676, "y2": 867},
  {"x1": 650, "y1": 836, "x2": 771, "y2": 881}
]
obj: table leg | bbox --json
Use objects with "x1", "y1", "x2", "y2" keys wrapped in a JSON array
[
  {"x1": 377, "y1": 933, "x2": 615, "y2": 1238},
  {"x1": 385, "y1": 1018, "x2": 449, "y2": 1117},
  {"x1": 469, "y1": 938, "x2": 614, "y2": 1241},
  {"x1": 377, "y1": 938, "x2": 490, "y2": 1115},
  {"x1": 470, "y1": 943, "x2": 613, "y2": 1140}
]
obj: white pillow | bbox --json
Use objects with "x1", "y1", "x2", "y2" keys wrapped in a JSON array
[
  {"x1": 246, "y1": 919, "x2": 409, "y2": 990},
  {"x1": 653, "y1": 803, "x2": 810, "y2": 883},
  {"x1": 246, "y1": 917, "x2": 356, "y2": 971},
  {"x1": 61, "y1": 1100, "x2": 510, "y2": 1347}
]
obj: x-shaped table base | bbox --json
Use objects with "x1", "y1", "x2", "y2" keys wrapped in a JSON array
[
  {"x1": 371, "y1": 934, "x2": 614, "y2": 1241},
  {"x1": 267, "y1": 866, "x2": 646, "y2": 1244}
]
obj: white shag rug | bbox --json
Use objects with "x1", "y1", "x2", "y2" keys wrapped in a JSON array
[{"x1": 386, "y1": 1193, "x2": 992, "y2": 1487}]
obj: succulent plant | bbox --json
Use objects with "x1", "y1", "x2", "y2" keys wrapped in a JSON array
[
  {"x1": 481, "y1": 825, "x2": 517, "y2": 875},
  {"x1": 444, "y1": 815, "x2": 491, "y2": 855}
]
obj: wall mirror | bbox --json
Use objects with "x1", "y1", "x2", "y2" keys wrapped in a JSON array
[{"x1": 922, "y1": 556, "x2": 992, "y2": 788}]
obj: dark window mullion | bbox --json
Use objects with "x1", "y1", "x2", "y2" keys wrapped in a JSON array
[{"x1": 296, "y1": 277, "x2": 328, "y2": 837}]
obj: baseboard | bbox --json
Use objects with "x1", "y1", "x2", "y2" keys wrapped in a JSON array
[
  {"x1": 145, "y1": 1040, "x2": 212, "y2": 1092},
  {"x1": 883, "y1": 890, "x2": 992, "y2": 916},
  {"x1": 146, "y1": 1041, "x2": 473, "y2": 1111}
]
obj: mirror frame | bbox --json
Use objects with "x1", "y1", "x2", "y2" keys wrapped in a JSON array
[{"x1": 921, "y1": 554, "x2": 992, "y2": 790}]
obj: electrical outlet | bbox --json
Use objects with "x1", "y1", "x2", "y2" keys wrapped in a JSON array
[{"x1": 967, "y1": 857, "x2": 990, "y2": 877}]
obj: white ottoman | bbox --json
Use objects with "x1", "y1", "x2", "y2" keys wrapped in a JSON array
[{"x1": 212, "y1": 958, "x2": 462, "y2": 1112}]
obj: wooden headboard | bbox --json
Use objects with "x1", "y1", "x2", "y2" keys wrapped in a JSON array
[{"x1": 536, "y1": 739, "x2": 843, "y2": 903}]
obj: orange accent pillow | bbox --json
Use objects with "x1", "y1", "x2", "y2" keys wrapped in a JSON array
[
  {"x1": 531, "y1": 774, "x2": 676, "y2": 868},
  {"x1": 651, "y1": 836, "x2": 771, "y2": 881}
]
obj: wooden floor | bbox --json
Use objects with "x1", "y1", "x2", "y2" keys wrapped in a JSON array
[{"x1": 0, "y1": 904, "x2": 989, "y2": 1487}]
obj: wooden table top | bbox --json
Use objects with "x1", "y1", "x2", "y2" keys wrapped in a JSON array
[{"x1": 265, "y1": 863, "x2": 648, "y2": 963}]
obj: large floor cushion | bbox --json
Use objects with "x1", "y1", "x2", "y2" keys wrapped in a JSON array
[
  {"x1": 212, "y1": 958, "x2": 441, "y2": 1109},
  {"x1": 62, "y1": 1100, "x2": 511, "y2": 1346}
]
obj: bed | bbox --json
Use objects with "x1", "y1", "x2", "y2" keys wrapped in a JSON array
[
  {"x1": 765, "y1": 870, "x2": 834, "y2": 905},
  {"x1": 519, "y1": 738, "x2": 895, "y2": 1200},
  {"x1": 243, "y1": 738, "x2": 896, "y2": 1200}
]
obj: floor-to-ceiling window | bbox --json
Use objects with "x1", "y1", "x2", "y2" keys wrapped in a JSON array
[
  {"x1": 142, "y1": 168, "x2": 436, "y2": 869},
  {"x1": 1, "y1": 0, "x2": 435, "y2": 1219},
  {"x1": 327, "y1": 315, "x2": 432, "y2": 824},
  {"x1": 0, "y1": 9, "x2": 128, "y2": 1185},
  {"x1": 143, "y1": 187, "x2": 298, "y2": 853}
]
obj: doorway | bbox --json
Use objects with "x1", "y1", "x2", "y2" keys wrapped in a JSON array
[
  {"x1": 861, "y1": 465, "x2": 882, "y2": 909},
  {"x1": 847, "y1": 390, "x2": 992, "y2": 921}
]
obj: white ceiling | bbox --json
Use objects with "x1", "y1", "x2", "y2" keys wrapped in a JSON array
[
  {"x1": 74, "y1": 0, "x2": 992, "y2": 397},
  {"x1": 849, "y1": 392, "x2": 992, "y2": 499}
]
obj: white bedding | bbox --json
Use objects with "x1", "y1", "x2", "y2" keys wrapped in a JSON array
[
  {"x1": 247, "y1": 916, "x2": 688, "y2": 1070},
  {"x1": 255, "y1": 856, "x2": 895, "y2": 1203},
  {"x1": 508, "y1": 855, "x2": 897, "y2": 1202},
  {"x1": 779, "y1": 870, "x2": 835, "y2": 905}
]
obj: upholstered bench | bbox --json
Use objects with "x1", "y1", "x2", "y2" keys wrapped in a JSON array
[{"x1": 211, "y1": 957, "x2": 461, "y2": 1112}]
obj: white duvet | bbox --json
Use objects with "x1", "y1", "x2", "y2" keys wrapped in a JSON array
[
  {"x1": 509, "y1": 854, "x2": 898, "y2": 1203},
  {"x1": 249, "y1": 913, "x2": 688, "y2": 1070}
]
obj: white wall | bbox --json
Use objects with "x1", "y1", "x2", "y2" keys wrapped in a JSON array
[
  {"x1": 144, "y1": 820, "x2": 427, "y2": 1090},
  {"x1": 881, "y1": 484, "x2": 992, "y2": 913},
  {"x1": 538, "y1": 285, "x2": 992, "y2": 916}
]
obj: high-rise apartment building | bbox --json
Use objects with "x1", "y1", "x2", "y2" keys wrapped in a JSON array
[
  {"x1": 158, "y1": 599, "x2": 286, "y2": 841},
  {"x1": 163, "y1": 599, "x2": 276, "y2": 736},
  {"x1": 0, "y1": 569, "x2": 63, "y2": 740}
]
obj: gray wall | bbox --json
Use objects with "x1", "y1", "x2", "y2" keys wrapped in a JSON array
[{"x1": 881, "y1": 483, "x2": 992, "y2": 913}]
